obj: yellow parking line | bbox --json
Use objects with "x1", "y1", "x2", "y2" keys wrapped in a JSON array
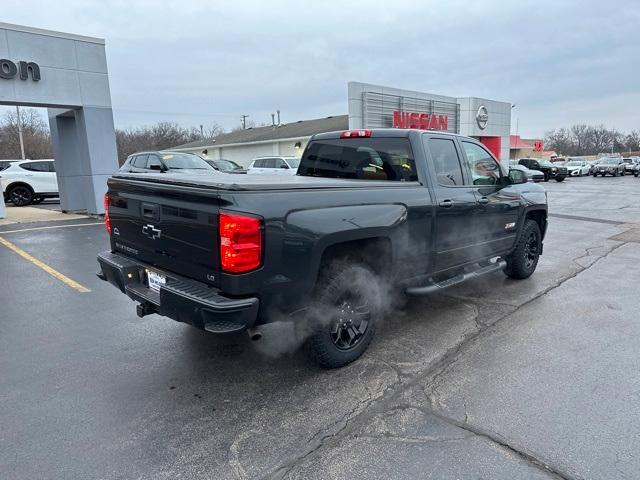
[{"x1": 0, "y1": 235, "x2": 91, "y2": 293}]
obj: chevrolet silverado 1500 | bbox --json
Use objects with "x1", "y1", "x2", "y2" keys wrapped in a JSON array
[{"x1": 98, "y1": 128, "x2": 547, "y2": 368}]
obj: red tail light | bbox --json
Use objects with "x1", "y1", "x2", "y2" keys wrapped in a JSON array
[
  {"x1": 340, "y1": 129, "x2": 372, "y2": 138},
  {"x1": 104, "y1": 193, "x2": 111, "y2": 235},
  {"x1": 219, "y1": 212, "x2": 263, "y2": 274}
]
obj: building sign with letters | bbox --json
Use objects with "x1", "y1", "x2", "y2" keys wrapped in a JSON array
[
  {"x1": 392, "y1": 111, "x2": 449, "y2": 131},
  {"x1": 0, "y1": 59, "x2": 41, "y2": 81}
]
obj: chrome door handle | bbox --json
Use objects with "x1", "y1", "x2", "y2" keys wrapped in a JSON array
[
  {"x1": 438, "y1": 199, "x2": 453, "y2": 208},
  {"x1": 478, "y1": 196, "x2": 489, "y2": 204}
]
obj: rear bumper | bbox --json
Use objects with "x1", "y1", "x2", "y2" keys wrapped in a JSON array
[{"x1": 97, "y1": 251, "x2": 259, "y2": 334}]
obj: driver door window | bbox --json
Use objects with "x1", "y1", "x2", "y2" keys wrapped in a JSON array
[
  {"x1": 461, "y1": 142, "x2": 502, "y2": 185},
  {"x1": 133, "y1": 155, "x2": 148, "y2": 169},
  {"x1": 146, "y1": 155, "x2": 163, "y2": 170}
]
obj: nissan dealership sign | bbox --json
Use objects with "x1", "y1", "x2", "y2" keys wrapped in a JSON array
[
  {"x1": 392, "y1": 111, "x2": 449, "y2": 131},
  {"x1": 348, "y1": 82, "x2": 459, "y2": 133}
]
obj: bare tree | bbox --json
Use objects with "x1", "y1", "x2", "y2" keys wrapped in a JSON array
[
  {"x1": 624, "y1": 131, "x2": 640, "y2": 152},
  {"x1": 590, "y1": 125, "x2": 614, "y2": 154},
  {"x1": 545, "y1": 124, "x2": 639, "y2": 156},
  {"x1": 0, "y1": 108, "x2": 52, "y2": 159},
  {"x1": 115, "y1": 121, "x2": 225, "y2": 164},
  {"x1": 544, "y1": 128, "x2": 573, "y2": 155}
]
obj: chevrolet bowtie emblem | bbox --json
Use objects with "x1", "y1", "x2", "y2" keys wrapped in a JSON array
[{"x1": 142, "y1": 224, "x2": 161, "y2": 240}]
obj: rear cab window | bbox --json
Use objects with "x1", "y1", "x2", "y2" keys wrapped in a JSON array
[{"x1": 298, "y1": 137, "x2": 418, "y2": 181}]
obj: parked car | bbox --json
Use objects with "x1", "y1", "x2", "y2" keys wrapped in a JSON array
[
  {"x1": 518, "y1": 158, "x2": 567, "y2": 182},
  {"x1": 564, "y1": 160, "x2": 590, "y2": 177},
  {"x1": 119, "y1": 151, "x2": 216, "y2": 175},
  {"x1": 509, "y1": 163, "x2": 544, "y2": 182},
  {"x1": 247, "y1": 156, "x2": 300, "y2": 175},
  {"x1": 1, "y1": 159, "x2": 58, "y2": 206},
  {"x1": 0, "y1": 160, "x2": 18, "y2": 171},
  {"x1": 593, "y1": 157, "x2": 626, "y2": 177},
  {"x1": 622, "y1": 157, "x2": 640, "y2": 174},
  {"x1": 98, "y1": 128, "x2": 548, "y2": 368},
  {"x1": 204, "y1": 158, "x2": 246, "y2": 173}
]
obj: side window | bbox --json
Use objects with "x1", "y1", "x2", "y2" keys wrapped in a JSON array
[
  {"x1": 274, "y1": 158, "x2": 287, "y2": 169},
  {"x1": 263, "y1": 158, "x2": 277, "y2": 169},
  {"x1": 252, "y1": 159, "x2": 264, "y2": 168},
  {"x1": 22, "y1": 162, "x2": 49, "y2": 172},
  {"x1": 461, "y1": 142, "x2": 502, "y2": 186},
  {"x1": 146, "y1": 155, "x2": 162, "y2": 169},
  {"x1": 427, "y1": 137, "x2": 464, "y2": 187},
  {"x1": 48, "y1": 162, "x2": 56, "y2": 172},
  {"x1": 133, "y1": 155, "x2": 148, "y2": 168}
]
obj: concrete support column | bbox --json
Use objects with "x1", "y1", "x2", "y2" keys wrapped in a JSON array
[{"x1": 48, "y1": 106, "x2": 119, "y2": 214}]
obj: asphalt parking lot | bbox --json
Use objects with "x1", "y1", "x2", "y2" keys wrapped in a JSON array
[{"x1": 1, "y1": 175, "x2": 640, "y2": 479}]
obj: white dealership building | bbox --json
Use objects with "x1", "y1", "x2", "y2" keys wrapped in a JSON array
[{"x1": 172, "y1": 82, "x2": 512, "y2": 166}]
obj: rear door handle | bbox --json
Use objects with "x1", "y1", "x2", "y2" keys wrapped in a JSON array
[
  {"x1": 438, "y1": 199, "x2": 453, "y2": 208},
  {"x1": 478, "y1": 196, "x2": 489, "y2": 204}
]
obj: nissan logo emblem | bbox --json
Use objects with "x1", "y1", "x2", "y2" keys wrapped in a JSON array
[{"x1": 476, "y1": 105, "x2": 489, "y2": 130}]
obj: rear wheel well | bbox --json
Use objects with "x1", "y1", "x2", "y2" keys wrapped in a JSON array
[
  {"x1": 319, "y1": 237, "x2": 392, "y2": 277},
  {"x1": 525, "y1": 210, "x2": 547, "y2": 237},
  {"x1": 6, "y1": 182, "x2": 34, "y2": 193}
]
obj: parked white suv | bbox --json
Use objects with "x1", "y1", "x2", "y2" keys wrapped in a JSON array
[
  {"x1": 247, "y1": 156, "x2": 300, "y2": 175},
  {"x1": 1, "y1": 159, "x2": 58, "y2": 206}
]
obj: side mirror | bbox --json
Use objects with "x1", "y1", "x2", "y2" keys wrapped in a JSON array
[
  {"x1": 508, "y1": 169, "x2": 527, "y2": 185},
  {"x1": 280, "y1": 164, "x2": 289, "y2": 169},
  {"x1": 149, "y1": 164, "x2": 165, "y2": 172}
]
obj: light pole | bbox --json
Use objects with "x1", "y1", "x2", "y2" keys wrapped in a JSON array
[{"x1": 16, "y1": 105, "x2": 26, "y2": 160}]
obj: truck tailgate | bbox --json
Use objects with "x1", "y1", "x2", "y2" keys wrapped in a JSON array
[{"x1": 107, "y1": 176, "x2": 221, "y2": 287}]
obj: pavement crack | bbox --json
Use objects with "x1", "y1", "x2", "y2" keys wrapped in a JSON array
[
  {"x1": 266, "y1": 362, "x2": 402, "y2": 480},
  {"x1": 426, "y1": 410, "x2": 577, "y2": 480},
  {"x1": 229, "y1": 430, "x2": 253, "y2": 480}
]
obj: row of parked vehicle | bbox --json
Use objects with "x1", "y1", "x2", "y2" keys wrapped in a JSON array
[
  {"x1": 117, "y1": 152, "x2": 301, "y2": 176},
  {"x1": 0, "y1": 153, "x2": 302, "y2": 206},
  {"x1": 552, "y1": 156, "x2": 640, "y2": 177},
  {"x1": 507, "y1": 156, "x2": 640, "y2": 184}
]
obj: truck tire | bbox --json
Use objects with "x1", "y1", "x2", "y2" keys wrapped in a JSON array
[
  {"x1": 555, "y1": 177, "x2": 564, "y2": 182},
  {"x1": 305, "y1": 263, "x2": 380, "y2": 368},
  {"x1": 503, "y1": 219, "x2": 541, "y2": 280},
  {"x1": 8, "y1": 184, "x2": 34, "y2": 206}
]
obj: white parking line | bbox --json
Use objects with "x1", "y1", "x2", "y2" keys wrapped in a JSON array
[{"x1": 0, "y1": 222, "x2": 104, "y2": 235}]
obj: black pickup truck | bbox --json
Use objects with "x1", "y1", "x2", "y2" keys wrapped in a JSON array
[{"x1": 98, "y1": 129, "x2": 548, "y2": 368}]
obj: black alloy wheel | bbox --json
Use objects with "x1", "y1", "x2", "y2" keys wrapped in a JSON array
[
  {"x1": 523, "y1": 230, "x2": 539, "y2": 270},
  {"x1": 305, "y1": 263, "x2": 380, "y2": 368},
  {"x1": 9, "y1": 185, "x2": 33, "y2": 206},
  {"x1": 329, "y1": 296, "x2": 371, "y2": 351},
  {"x1": 503, "y1": 219, "x2": 541, "y2": 280}
]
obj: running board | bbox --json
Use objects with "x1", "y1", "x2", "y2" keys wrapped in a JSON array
[{"x1": 405, "y1": 259, "x2": 507, "y2": 296}]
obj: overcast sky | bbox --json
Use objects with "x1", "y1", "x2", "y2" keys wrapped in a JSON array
[{"x1": 2, "y1": 0, "x2": 639, "y2": 137}]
